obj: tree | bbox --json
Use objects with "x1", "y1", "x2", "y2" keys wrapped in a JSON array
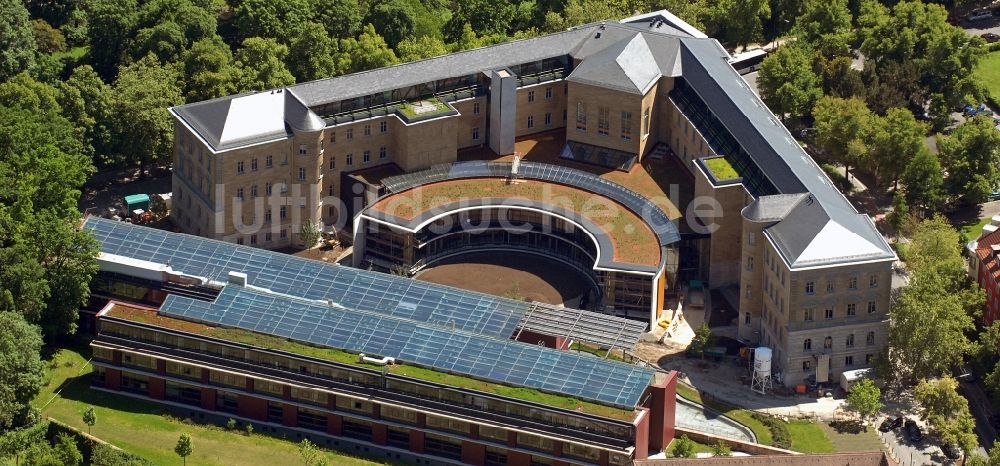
[
  {"x1": 757, "y1": 43, "x2": 822, "y2": 122},
  {"x1": 670, "y1": 434, "x2": 696, "y2": 458},
  {"x1": 0, "y1": 421, "x2": 49, "y2": 465},
  {"x1": 365, "y1": 0, "x2": 415, "y2": 49},
  {"x1": 233, "y1": 0, "x2": 314, "y2": 44},
  {"x1": 130, "y1": 21, "x2": 187, "y2": 63},
  {"x1": 232, "y1": 37, "x2": 296, "y2": 92},
  {"x1": 342, "y1": 24, "x2": 399, "y2": 73},
  {"x1": 690, "y1": 323, "x2": 713, "y2": 358},
  {"x1": 298, "y1": 438, "x2": 329, "y2": 466},
  {"x1": 83, "y1": 407, "x2": 97, "y2": 434},
  {"x1": 109, "y1": 54, "x2": 183, "y2": 178},
  {"x1": 820, "y1": 56, "x2": 864, "y2": 99},
  {"x1": 288, "y1": 24, "x2": 349, "y2": 82},
  {"x1": 710, "y1": 0, "x2": 770, "y2": 51},
  {"x1": 900, "y1": 148, "x2": 943, "y2": 212},
  {"x1": 86, "y1": 0, "x2": 139, "y2": 80},
  {"x1": 182, "y1": 36, "x2": 234, "y2": 102},
  {"x1": 443, "y1": 0, "x2": 517, "y2": 42},
  {"x1": 0, "y1": 312, "x2": 45, "y2": 430},
  {"x1": 888, "y1": 218, "x2": 980, "y2": 382},
  {"x1": 60, "y1": 8, "x2": 89, "y2": 47},
  {"x1": 59, "y1": 65, "x2": 111, "y2": 162},
  {"x1": 887, "y1": 190, "x2": 911, "y2": 235},
  {"x1": 845, "y1": 378, "x2": 882, "y2": 426},
  {"x1": 300, "y1": 220, "x2": 321, "y2": 249},
  {"x1": 53, "y1": 433, "x2": 83, "y2": 466},
  {"x1": 812, "y1": 96, "x2": 873, "y2": 179},
  {"x1": 397, "y1": 36, "x2": 449, "y2": 62},
  {"x1": 869, "y1": 108, "x2": 928, "y2": 189},
  {"x1": 793, "y1": 0, "x2": 853, "y2": 58},
  {"x1": 0, "y1": 0, "x2": 37, "y2": 80},
  {"x1": 938, "y1": 116, "x2": 1000, "y2": 205},
  {"x1": 315, "y1": 0, "x2": 362, "y2": 39},
  {"x1": 914, "y1": 377, "x2": 978, "y2": 454},
  {"x1": 31, "y1": 19, "x2": 66, "y2": 54},
  {"x1": 710, "y1": 440, "x2": 732, "y2": 457},
  {"x1": 174, "y1": 433, "x2": 193, "y2": 465},
  {"x1": 450, "y1": 23, "x2": 482, "y2": 52}
]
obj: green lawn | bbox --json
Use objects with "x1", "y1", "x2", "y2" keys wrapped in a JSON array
[
  {"x1": 788, "y1": 420, "x2": 834, "y2": 453},
  {"x1": 819, "y1": 422, "x2": 883, "y2": 453},
  {"x1": 976, "y1": 51, "x2": 1000, "y2": 102},
  {"x1": 35, "y1": 347, "x2": 388, "y2": 466},
  {"x1": 960, "y1": 215, "x2": 992, "y2": 238},
  {"x1": 704, "y1": 157, "x2": 739, "y2": 180}
]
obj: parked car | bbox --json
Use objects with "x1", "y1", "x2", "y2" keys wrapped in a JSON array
[
  {"x1": 905, "y1": 419, "x2": 923, "y2": 442},
  {"x1": 969, "y1": 10, "x2": 993, "y2": 21},
  {"x1": 879, "y1": 416, "x2": 904, "y2": 432},
  {"x1": 983, "y1": 33, "x2": 1000, "y2": 43},
  {"x1": 964, "y1": 103, "x2": 994, "y2": 117},
  {"x1": 942, "y1": 443, "x2": 962, "y2": 460}
]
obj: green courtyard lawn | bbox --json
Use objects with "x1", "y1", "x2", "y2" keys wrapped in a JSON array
[
  {"x1": 788, "y1": 420, "x2": 834, "y2": 453},
  {"x1": 977, "y1": 51, "x2": 1000, "y2": 103},
  {"x1": 35, "y1": 347, "x2": 388, "y2": 466},
  {"x1": 960, "y1": 215, "x2": 992, "y2": 239}
]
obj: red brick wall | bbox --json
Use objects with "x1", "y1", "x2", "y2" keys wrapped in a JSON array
[
  {"x1": 409, "y1": 429, "x2": 425, "y2": 454},
  {"x1": 237, "y1": 395, "x2": 267, "y2": 421},
  {"x1": 327, "y1": 413, "x2": 342, "y2": 436},
  {"x1": 372, "y1": 423, "x2": 387, "y2": 445},
  {"x1": 105, "y1": 368, "x2": 121, "y2": 391},
  {"x1": 649, "y1": 371, "x2": 678, "y2": 452},
  {"x1": 282, "y1": 404, "x2": 297, "y2": 427},
  {"x1": 507, "y1": 451, "x2": 530, "y2": 466},
  {"x1": 980, "y1": 263, "x2": 1000, "y2": 326},
  {"x1": 148, "y1": 377, "x2": 165, "y2": 400},
  {"x1": 633, "y1": 408, "x2": 650, "y2": 460},
  {"x1": 200, "y1": 387, "x2": 216, "y2": 411},
  {"x1": 461, "y1": 440, "x2": 485, "y2": 466}
]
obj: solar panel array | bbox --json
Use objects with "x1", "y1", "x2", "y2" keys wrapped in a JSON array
[
  {"x1": 161, "y1": 285, "x2": 654, "y2": 407},
  {"x1": 86, "y1": 217, "x2": 525, "y2": 338},
  {"x1": 379, "y1": 161, "x2": 680, "y2": 246}
]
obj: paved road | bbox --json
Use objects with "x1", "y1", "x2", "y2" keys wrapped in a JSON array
[{"x1": 961, "y1": 15, "x2": 1000, "y2": 37}]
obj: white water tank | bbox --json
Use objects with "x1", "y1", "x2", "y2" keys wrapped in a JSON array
[{"x1": 754, "y1": 347, "x2": 772, "y2": 376}]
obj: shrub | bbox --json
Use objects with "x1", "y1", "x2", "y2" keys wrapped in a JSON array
[
  {"x1": 244, "y1": 423, "x2": 254, "y2": 436},
  {"x1": 670, "y1": 435, "x2": 696, "y2": 458},
  {"x1": 751, "y1": 413, "x2": 791, "y2": 449},
  {"x1": 711, "y1": 440, "x2": 733, "y2": 456},
  {"x1": 226, "y1": 418, "x2": 237, "y2": 430},
  {"x1": 90, "y1": 444, "x2": 155, "y2": 466}
]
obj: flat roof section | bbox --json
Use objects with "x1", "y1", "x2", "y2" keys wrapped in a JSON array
[
  {"x1": 157, "y1": 285, "x2": 654, "y2": 408},
  {"x1": 370, "y1": 178, "x2": 663, "y2": 268},
  {"x1": 84, "y1": 217, "x2": 645, "y2": 350}
]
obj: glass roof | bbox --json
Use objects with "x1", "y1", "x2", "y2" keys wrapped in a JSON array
[{"x1": 160, "y1": 285, "x2": 654, "y2": 408}]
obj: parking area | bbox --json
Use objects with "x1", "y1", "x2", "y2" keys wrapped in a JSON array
[{"x1": 876, "y1": 414, "x2": 956, "y2": 466}]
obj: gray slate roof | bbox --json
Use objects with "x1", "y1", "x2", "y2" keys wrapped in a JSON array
[{"x1": 567, "y1": 33, "x2": 662, "y2": 94}]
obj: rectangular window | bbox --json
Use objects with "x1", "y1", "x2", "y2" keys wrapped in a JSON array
[
  {"x1": 868, "y1": 301, "x2": 876, "y2": 314},
  {"x1": 745, "y1": 312, "x2": 751, "y2": 324},
  {"x1": 266, "y1": 155, "x2": 273, "y2": 168},
  {"x1": 380, "y1": 121, "x2": 387, "y2": 133},
  {"x1": 803, "y1": 308, "x2": 813, "y2": 321},
  {"x1": 545, "y1": 87, "x2": 552, "y2": 99},
  {"x1": 363, "y1": 124, "x2": 371, "y2": 136},
  {"x1": 251, "y1": 158, "x2": 258, "y2": 171},
  {"x1": 236, "y1": 237, "x2": 244, "y2": 245},
  {"x1": 575, "y1": 102, "x2": 586, "y2": 131},
  {"x1": 327, "y1": 185, "x2": 334, "y2": 196},
  {"x1": 330, "y1": 132, "x2": 336, "y2": 143},
  {"x1": 379, "y1": 146, "x2": 387, "y2": 159},
  {"x1": 805, "y1": 281, "x2": 814, "y2": 294},
  {"x1": 746, "y1": 256, "x2": 754, "y2": 271},
  {"x1": 250, "y1": 185, "x2": 257, "y2": 198},
  {"x1": 299, "y1": 144, "x2": 307, "y2": 155},
  {"x1": 845, "y1": 356, "x2": 854, "y2": 366},
  {"x1": 544, "y1": 112, "x2": 552, "y2": 126},
  {"x1": 298, "y1": 167, "x2": 306, "y2": 180},
  {"x1": 346, "y1": 153, "x2": 353, "y2": 166},
  {"x1": 826, "y1": 281, "x2": 834, "y2": 293},
  {"x1": 621, "y1": 111, "x2": 632, "y2": 140},
  {"x1": 346, "y1": 128, "x2": 353, "y2": 140},
  {"x1": 803, "y1": 360, "x2": 812, "y2": 371},
  {"x1": 870, "y1": 274, "x2": 878, "y2": 288},
  {"x1": 748, "y1": 232, "x2": 755, "y2": 245},
  {"x1": 472, "y1": 127, "x2": 479, "y2": 140},
  {"x1": 327, "y1": 205, "x2": 335, "y2": 217},
  {"x1": 803, "y1": 338, "x2": 812, "y2": 350},
  {"x1": 265, "y1": 209, "x2": 272, "y2": 223},
  {"x1": 527, "y1": 115, "x2": 534, "y2": 128},
  {"x1": 848, "y1": 276, "x2": 857, "y2": 290},
  {"x1": 473, "y1": 102, "x2": 480, "y2": 114},
  {"x1": 250, "y1": 234, "x2": 257, "y2": 245},
  {"x1": 280, "y1": 228, "x2": 287, "y2": 238},
  {"x1": 847, "y1": 303, "x2": 857, "y2": 316},
  {"x1": 363, "y1": 150, "x2": 370, "y2": 164},
  {"x1": 265, "y1": 231, "x2": 272, "y2": 242},
  {"x1": 846, "y1": 334, "x2": 855, "y2": 348},
  {"x1": 824, "y1": 337, "x2": 832, "y2": 349},
  {"x1": 597, "y1": 106, "x2": 609, "y2": 135},
  {"x1": 643, "y1": 106, "x2": 651, "y2": 136},
  {"x1": 825, "y1": 308, "x2": 833, "y2": 319},
  {"x1": 237, "y1": 161, "x2": 244, "y2": 174},
  {"x1": 329, "y1": 157, "x2": 336, "y2": 170},
  {"x1": 236, "y1": 188, "x2": 244, "y2": 201},
  {"x1": 266, "y1": 183, "x2": 272, "y2": 196},
  {"x1": 527, "y1": 90, "x2": 535, "y2": 102},
  {"x1": 280, "y1": 206, "x2": 287, "y2": 219}
]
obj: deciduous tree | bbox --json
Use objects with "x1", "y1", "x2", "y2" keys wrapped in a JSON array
[
  {"x1": 343, "y1": 24, "x2": 399, "y2": 73},
  {"x1": 0, "y1": 312, "x2": 45, "y2": 430},
  {"x1": 397, "y1": 36, "x2": 449, "y2": 62},
  {"x1": 288, "y1": 24, "x2": 349, "y2": 82},
  {"x1": 845, "y1": 378, "x2": 882, "y2": 426},
  {"x1": 0, "y1": 0, "x2": 38, "y2": 80},
  {"x1": 758, "y1": 43, "x2": 822, "y2": 122},
  {"x1": 914, "y1": 377, "x2": 978, "y2": 454},
  {"x1": 174, "y1": 433, "x2": 193, "y2": 465},
  {"x1": 232, "y1": 37, "x2": 295, "y2": 92},
  {"x1": 938, "y1": 116, "x2": 1000, "y2": 205},
  {"x1": 182, "y1": 36, "x2": 235, "y2": 102},
  {"x1": 869, "y1": 108, "x2": 928, "y2": 189},
  {"x1": 812, "y1": 96, "x2": 872, "y2": 179},
  {"x1": 86, "y1": 0, "x2": 139, "y2": 80}
]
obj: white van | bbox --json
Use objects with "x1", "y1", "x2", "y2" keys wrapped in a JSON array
[{"x1": 969, "y1": 10, "x2": 992, "y2": 22}]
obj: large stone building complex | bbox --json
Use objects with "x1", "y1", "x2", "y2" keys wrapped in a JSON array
[{"x1": 167, "y1": 10, "x2": 895, "y2": 385}]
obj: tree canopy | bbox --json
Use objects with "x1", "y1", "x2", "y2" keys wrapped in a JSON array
[
  {"x1": 0, "y1": 312, "x2": 45, "y2": 430},
  {"x1": 757, "y1": 43, "x2": 822, "y2": 122},
  {"x1": 914, "y1": 376, "x2": 978, "y2": 454},
  {"x1": 938, "y1": 116, "x2": 1000, "y2": 205}
]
